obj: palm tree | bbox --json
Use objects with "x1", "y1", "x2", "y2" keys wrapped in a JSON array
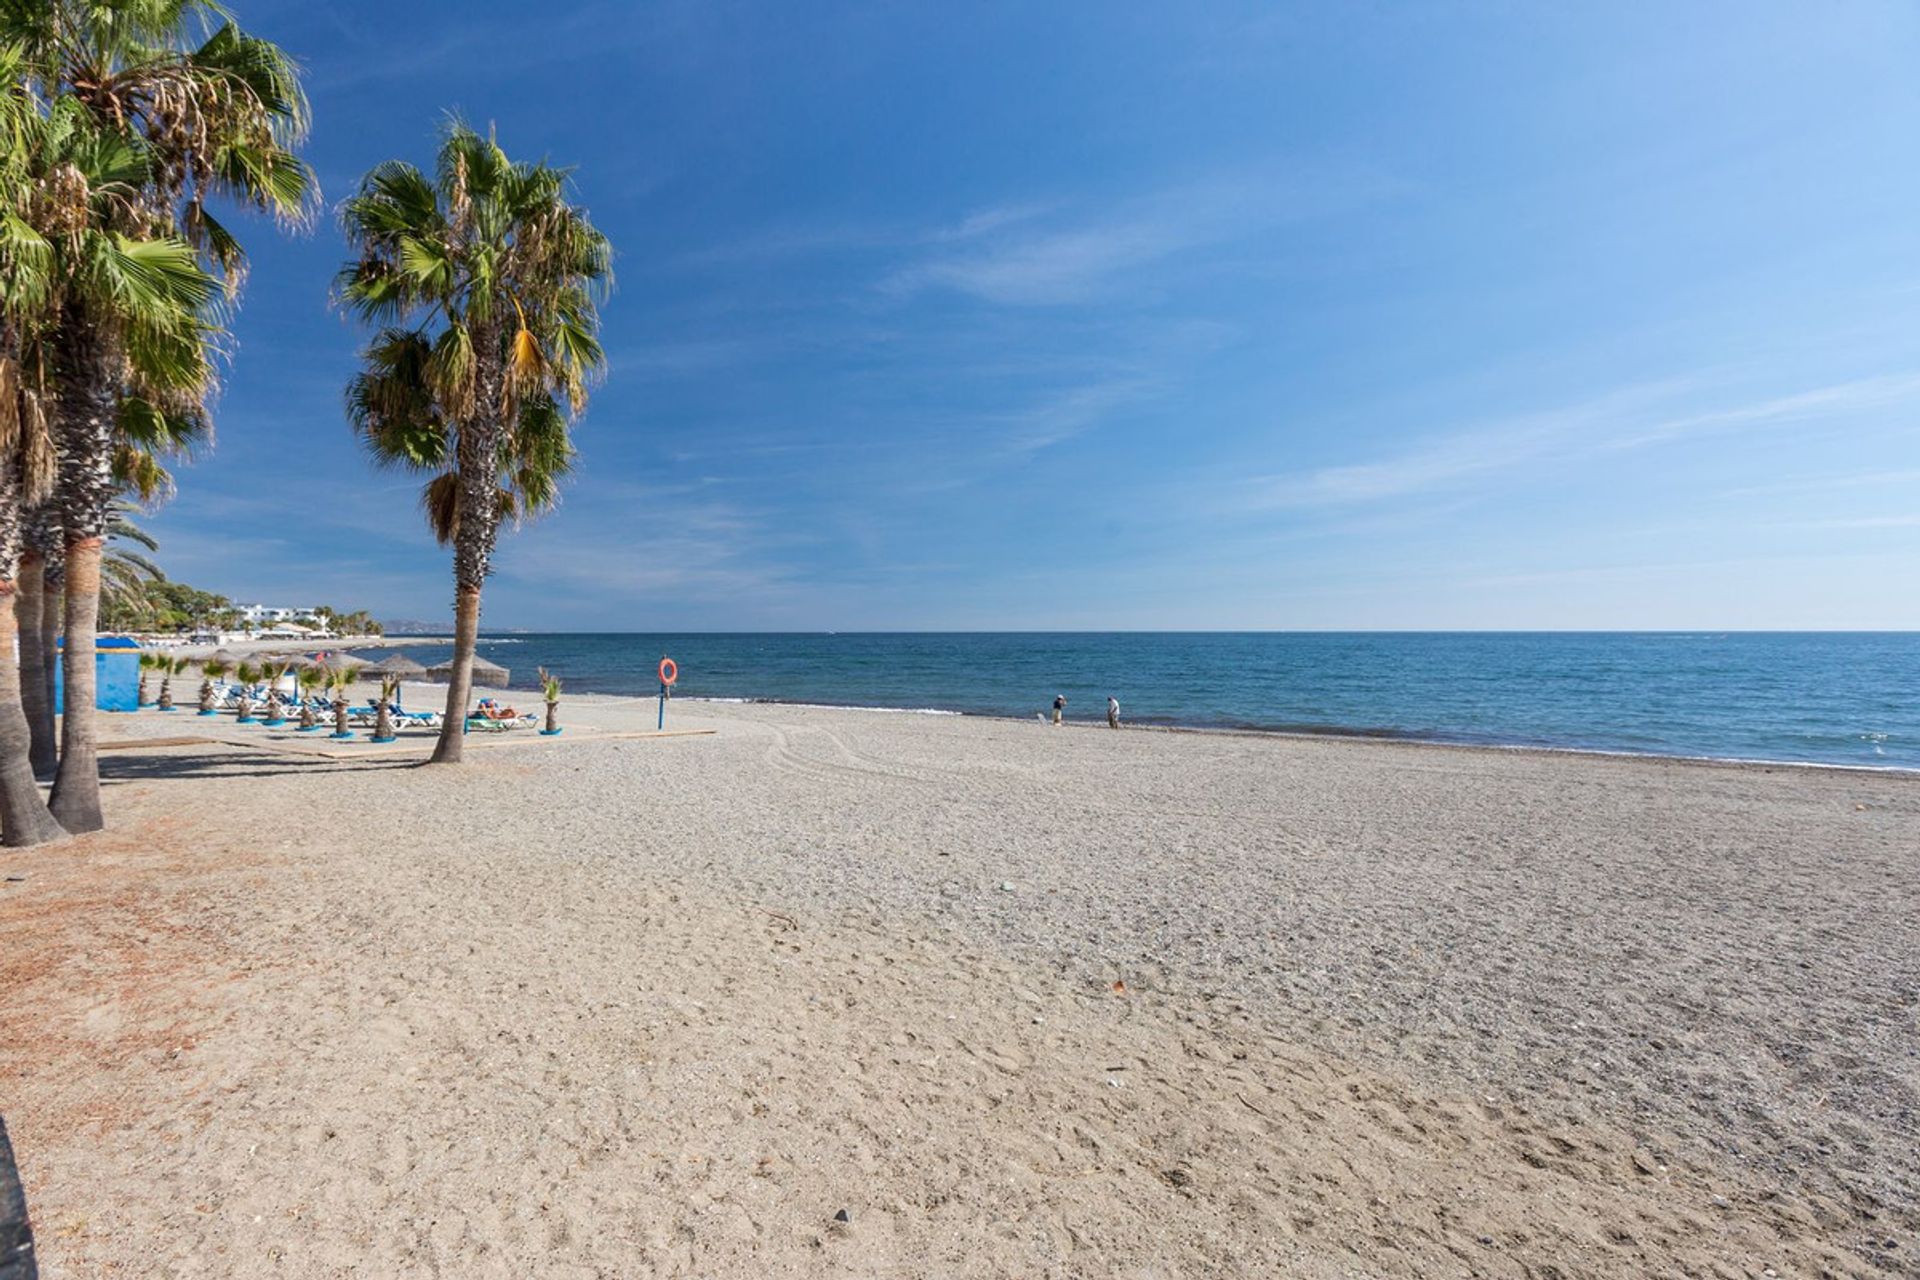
[
  {"x1": 339, "y1": 123, "x2": 609, "y2": 764},
  {"x1": 137, "y1": 650, "x2": 161, "y2": 705},
  {"x1": 0, "y1": 48, "x2": 70, "y2": 842},
  {"x1": 32, "y1": 102, "x2": 217, "y2": 828},
  {"x1": 538, "y1": 665, "x2": 562, "y2": 735},
  {"x1": 6, "y1": 0, "x2": 315, "y2": 832},
  {"x1": 295, "y1": 663, "x2": 325, "y2": 731},
  {"x1": 231, "y1": 659, "x2": 258, "y2": 723},
  {"x1": 155, "y1": 652, "x2": 181, "y2": 710},
  {"x1": 372, "y1": 674, "x2": 398, "y2": 742},
  {"x1": 259, "y1": 657, "x2": 288, "y2": 725},
  {"x1": 326, "y1": 664, "x2": 360, "y2": 739},
  {"x1": 196, "y1": 657, "x2": 227, "y2": 715}
]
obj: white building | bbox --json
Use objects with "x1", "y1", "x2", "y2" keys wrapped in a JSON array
[{"x1": 234, "y1": 604, "x2": 326, "y2": 626}]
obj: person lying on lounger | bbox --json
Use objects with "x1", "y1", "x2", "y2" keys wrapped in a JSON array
[{"x1": 473, "y1": 699, "x2": 523, "y2": 720}]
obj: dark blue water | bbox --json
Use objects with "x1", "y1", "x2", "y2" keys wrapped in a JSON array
[{"x1": 360, "y1": 632, "x2": 1920, "y2": 770}]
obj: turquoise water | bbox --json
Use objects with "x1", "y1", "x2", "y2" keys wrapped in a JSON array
[{"x1": 363, "y1": 632, "x2": 1920, "y2": 770}]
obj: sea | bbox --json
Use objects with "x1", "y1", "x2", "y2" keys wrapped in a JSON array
[{"x1": 358, "y1": 632, "x2": 1919, "y2": 771}]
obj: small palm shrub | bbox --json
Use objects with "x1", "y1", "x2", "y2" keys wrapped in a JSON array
[
  {"x1": 328, "y1": 665, "x2": 363, "y2": 738},
  {"x1": 538, "y1": 666, "x2": 562, "y2": 735},
  {"x1": 296, "y1": 665, "x2": 327, "y2": 731},
  {"x1": 233, "y1": 662, "x2": 261, "y2": 722},
  {"x1": 373, "y1": 674, "x2": 399, "y2": 742},
  {"x1": 156, "y1": 655, "x2": 182, "y2": 711},
  {"x1": 197, "y1": 659, "x2": 229, "y2": 715},
  {"x1": 260, "y1": 660, "x2": 291, "y2": 725}
]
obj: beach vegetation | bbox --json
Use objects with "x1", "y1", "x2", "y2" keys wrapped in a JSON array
[
  {"x1": 0, "y1": 0, "x2": 317, "y2": 835},
  {"x1": 231, "y1": 660, "x2": 259, "y2": 722},
  {"x1": 325, "y1": 663, "x2": 360, "y2": 738},
  {"x1": 197, "y1": 656, "x2": 227, "y2": 713},
  {"x1": 259, "y1": 657, "x2": 289, "y2": 723},
  {"x1": 296, "y1": 663, "x2": 326, "y2": 730},
  {"x1": 538, "y1": 665, "x2": 561, "y2": 734},
  {"x1": 154, "y1": 652, "x2": 181, "y2": 710},
  {"x1": 338, "y1": 121, "x2": 608, "y2": 765},
  {"x1": 1, "y1": 52, "x2": 79, "y2": 841},
  {"x1": 137, "y1": 650, "x2": 162, "y2": 705},
  {"x1": 374, "y1": 673, "x2": 398, "y2": 741}
]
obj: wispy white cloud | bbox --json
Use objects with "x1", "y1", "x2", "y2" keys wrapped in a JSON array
[
  {"x1": 1798, "y1": 512, "x2": 1920, "y2": 529},
  {"x1": 884, "y1": 220, "x2": 1189, "y2": 306},
  {"x1": 492, "y1": 496, "x2": 811, "y2": 611},
  {"x1": 609, "y1": 339, "x2": 760, "y2": 378},
  {"x1": 932, "y1": 203, "x2": 1055, "y2": 242},
  {"x1": 686, "y1": 170, "x2": 1394, "y2": 306},
  {"x1": 674, "y1": 201, "x2": 1051, "y2": 270},
  {"x1": 1718, "y1": 466, "x2": 1920, "y2": 499},
  {"x1": 992, "y1": 378, "x2": 1158, "y2": 455},
  {"x1": 1246, "y1": 379, "x2": 1690, "y2": 507},
  {"x1": 880, "y1": 169, "x2": 1397, "y2": 306},
  {"x1": 1247, "y1": 372, "x2": 1920, "y2": 509},
  {"x1": 1607, "y1": 373, "x2": 1920, "y2": 449},
  {"x1": 153, "y1": 481, "x2": 440, "y2": 549}
]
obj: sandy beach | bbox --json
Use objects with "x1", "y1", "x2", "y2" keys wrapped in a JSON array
[{"x1": 3, "y1": 696, "x2": 1915, "y2": 1277}]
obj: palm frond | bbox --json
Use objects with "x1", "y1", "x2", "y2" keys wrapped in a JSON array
[
  {"x1": 341, "y1": 123, "x2": 612, "y2": 563},
  {"x1": 420, "y1": 469, "x2": 458, "y2": 545}
]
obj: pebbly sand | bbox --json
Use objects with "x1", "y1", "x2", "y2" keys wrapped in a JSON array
[{"x1": 2, "y1": 695, "x2": 1916, "y2": 1277}]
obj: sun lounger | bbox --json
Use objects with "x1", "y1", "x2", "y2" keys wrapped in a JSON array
[
  {"x1": 466, "y1": 700, "x2": 537, "y2": 731},
  {"x1": 465, "y1": 714, "x2": 537, "y2": 732}
]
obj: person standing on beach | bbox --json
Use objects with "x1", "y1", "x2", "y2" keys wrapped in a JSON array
[
  {"x1": 1108, "y1": 695, "x2": 1121, "y2": 729},
  {"x1": 1052, "y1": 694, "x2": 1067, "y2": 726}
]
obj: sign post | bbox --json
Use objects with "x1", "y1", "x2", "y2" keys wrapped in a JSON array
[{"x1": 657, "y1": 656, "x2": 677, "y2": 730}]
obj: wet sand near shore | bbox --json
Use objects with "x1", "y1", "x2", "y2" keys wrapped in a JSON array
[{"x1": 3, "y1": 697, "x2": 1914, "y2": 1276}]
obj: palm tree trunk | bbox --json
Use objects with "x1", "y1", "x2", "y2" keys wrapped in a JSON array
[
  {"x1": 48, "y1": 537, "x2": 104, "y2": 832},
  {"x1": 0, "y1": 582, "x2": 67, "y2": 847},
  {"x1": 37, "y1": 556, "x2": 61, "y2": 754},
  {"x1": 48, "y1": 315, "x2": 118, "y2": 834},
  {"x1": 15, "y1": 551, "x2": 55, "y2": 778},
  {"x1": 429, "y1": 378, "x2": 506, "y2": 767},
  {"x1": 430, "y1": 587, "x2": 482, "y2": 763},
  {"x1": 0, "y1": 457, "x2": 66, "y2": 845}
]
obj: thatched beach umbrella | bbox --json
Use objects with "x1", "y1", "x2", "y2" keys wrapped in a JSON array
[
  {"x1": 364, "y1": 652, "x2": 428, "y2": 677},
  {"x1": 202, "y1": 647, "x2": 239, "y2": 667},
  {"x1": 430, "y1": 655, "x2": 509, "y2": 687}
]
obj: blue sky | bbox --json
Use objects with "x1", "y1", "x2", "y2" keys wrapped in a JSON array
[{"x1": 148, "y1": 1, "x2": 1920, "y2": 629}]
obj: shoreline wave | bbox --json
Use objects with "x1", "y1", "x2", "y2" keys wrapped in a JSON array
[{"x1": 675, "y1": 694, "x2": 1919, "y2": 774}]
